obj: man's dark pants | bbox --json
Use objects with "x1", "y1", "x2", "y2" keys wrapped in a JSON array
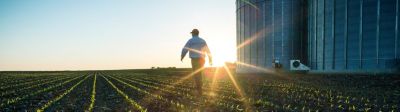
[{"x1": 191, "y1": 58, "x2": 205, "y2": 95}]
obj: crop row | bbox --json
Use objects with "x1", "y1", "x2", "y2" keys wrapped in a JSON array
[
  {"x1": 101, "y1": 74, "x2": 147, "y2": 111},
  {"x1": 0, "y1": 71, "x2": 398, "y2": 111},
  {"x1": 0, "y1": 74, "x2": 86, "y2": 110},
  {"x1": 36, "y1": 74, "x2": 91, "y2": 111}
]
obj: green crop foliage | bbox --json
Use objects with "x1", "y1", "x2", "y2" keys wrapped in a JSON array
[{"x1": 0, "y1": 70, "x2": 398, "y2": 111}]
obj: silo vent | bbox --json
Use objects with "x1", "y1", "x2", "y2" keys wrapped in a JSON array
[{"x1": 290, "y1": 60, "x2": 310, "y2": 71}]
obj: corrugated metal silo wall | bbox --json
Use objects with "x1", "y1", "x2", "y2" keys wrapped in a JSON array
[
  {"x1": 236, "y1": 0, "x2": 308, "y2": 73},
  {"x1": 308, "y1": 0, "x2": 400, "y2": 72}
]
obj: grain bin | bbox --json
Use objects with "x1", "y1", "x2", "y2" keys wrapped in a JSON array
[
  {"x1": 307, "y1": 0, "x2": 400, "y2": 73},
  {"x1": 236, "y1": 0, "x2": 308, "y2": 73}
]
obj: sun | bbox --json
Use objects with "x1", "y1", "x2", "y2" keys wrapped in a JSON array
[
  {"x1": 198, "y1": 28, "x2": 236, "y2": 67},
  {"x1": 207, "y1": 55, "x2": 233, "y2": 67},
  {"x1": 204, "y1": 46, "x2": 236, "y2": 67}
]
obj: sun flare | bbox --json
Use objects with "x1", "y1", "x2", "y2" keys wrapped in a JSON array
[
  {"x1": 206, "y1": 54, "x2": 235, "y2": 67},
  {"x1": 205, "y1": 39, "x2": 236, "y2": 67}
]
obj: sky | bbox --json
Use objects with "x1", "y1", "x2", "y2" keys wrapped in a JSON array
[{"x1": 0, "y1": 0, "x2": 236, "y2": 71}]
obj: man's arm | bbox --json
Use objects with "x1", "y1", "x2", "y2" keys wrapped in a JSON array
[
  {"x1": 204, "y1": 43, "x2": 212, "y2": 65},
  {"x1": 181, "y1": 40, "x2": 191, "y2": 61}
]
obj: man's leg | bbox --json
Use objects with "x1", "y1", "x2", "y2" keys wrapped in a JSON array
[
  {"x1": 194, "y1": 71, "x2": 202, "y2": 95},
  {"x1": 191, "y1": 58, "x2": 205, "y2": 95}
]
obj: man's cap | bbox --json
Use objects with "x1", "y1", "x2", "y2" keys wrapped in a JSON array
[{"x1": 190, "y1": 29, "x2": 199, "y2": 34}]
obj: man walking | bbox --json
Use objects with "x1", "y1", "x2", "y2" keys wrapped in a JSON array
[{"x1": 181, "y1": 29, "x2": 212, "y2": 95}]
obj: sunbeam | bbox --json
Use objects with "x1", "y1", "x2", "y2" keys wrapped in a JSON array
[
  {"x1": 223, "y1": 65, "x2": 252, "y2": 111},
  {"x1": 208, "y1": 67, "x2": 220, "y2": 97},
  {"x1": 240, "y1": 0, "x2": 259, "y2": 10},
  {"x1": 184, "y1": 47, "x2": 207, "y2": 55},
  {"x1": 173, "y1": 66, "x2": 206, "y2": 85},
  {"x1": 236, "y1": 61, "x2": 276, "y2": 74},
  {"x1": 235, "y1": 61, "x2": 292, "y2": 81},
  {"x1": 236, "y1": 31, "x2": 260, "y2": 50},
  {"x1": 236, "y1": 25, "x2": 275, "y2": 50},
  {"x1": 223, "y1": 65, "x2": 244, "y2": 98},
  {"x1": 137, "y1": 66, "x2": 207, "y2": 108}
]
